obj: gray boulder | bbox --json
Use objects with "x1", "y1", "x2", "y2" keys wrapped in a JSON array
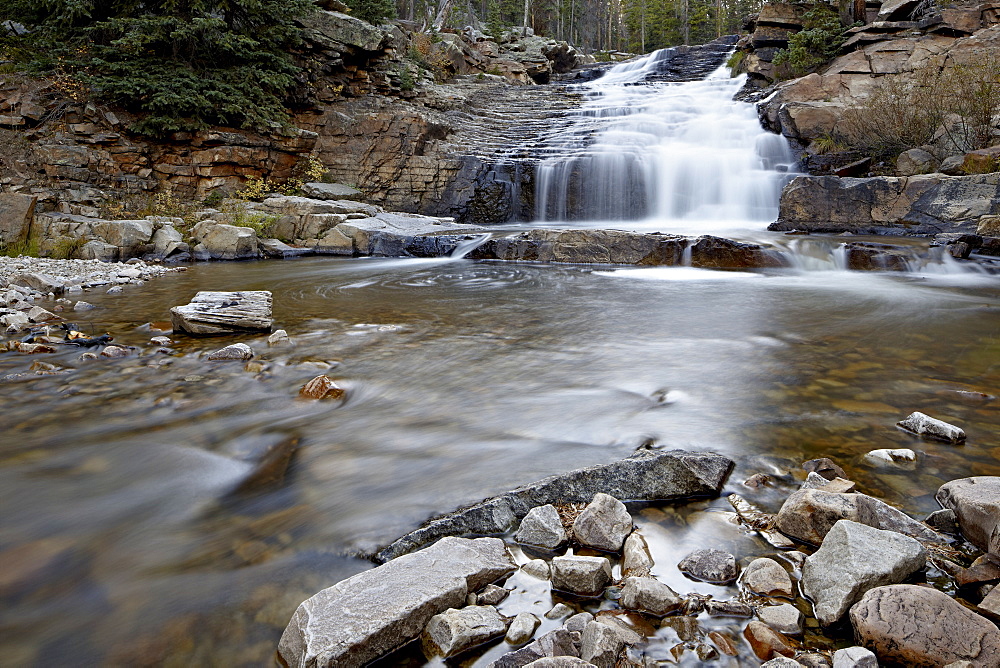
[
  {"x1": 572, "y1": 493, "x2": 632, "y2": 552},
  {"x1": 297, "y1": 9, "x2": 387, "y2": 52},
  {"x1": 0, "y1": 192, "x2": 36, "y2": 245},
  {"x1": 151, "y1": 225, "x2": 186, "y2": 258},
  {"x1": 896, "y1": 148, "x2": 937, "y2": 176},
  {"x1": 580, "y1": 621, "x2": 625, "y2": 668},
  {"x1": 621, "y1": 532, "x2": 654, "y2": 577},
  {"x1": 278, "y1": 536, "x2": 515, "y2": 667},
  {"x1": 489, "y1": 628, "x2": 580, "y2": 668},
  {"x1": 506, "y1": 612, "x2": 541, "y2": 645},
  {"x1": 775, "y1": 489, "x2": 945, "y2": 546},
  {"x1": 677, "y1": 549, "x2": 739, "y2": 584},
  {"x1": 516, "y1": 504, "x2": 567, "y2": 549},
  {"x1": 832, "y1": 646, "x2": 877, "y2": 668},
  {"x1": 193, "y1": 222, "x2": 259, "y2": 260},
  {"x1": 761, "y1": 658, "x2": 805, "y2": 668},
  {"x1": 12, "y1": 272, "x2": 63, "y2": 293},
  {"x1": 171, "y1": 291, "x2": 273, "y2": 335},
  {"x1": 850, "y1": 584, "x2": 1000, "y2": 667},
  {"x1": 334, "y1": 213, "x2": 485, "y2": 257},
  {"x1": 422, "y1": 605, "x2": 507, "y2": 658},
  {"x1": 802, "y1": 520, "x2": 926, "y2": 626},
  {"x1": 92, "y1": 219, "x2": 154, "y2": 250},
  {"x1": 897, "y1": 411, "x2": 966, "y2": 443},
  {"x1": 757, "y1": 603, "x2": 804, "y2": 635},
  {"x1": 523, "y1": 659, "x2": 596, "y2": 668},
  {"x1": 375, "y1": 449, "x2": 733, "y2": 562},
  {"x1": 936, "y1": 477, "x2": 1000, "y2": 557},
  {"x1": 619, "y1": 576, "x2": 682, "y2": 616},
  {"x1": 302, "y1": 182, "x2": 364, "y2": 201},
  {"x1": 551, "y1": 555, "x2": 612, "y2": 596},
  {"x1": 742, "y1": 557, "x2": 794, "y2": 597}
]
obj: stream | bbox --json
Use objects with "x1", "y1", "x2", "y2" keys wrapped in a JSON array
[{"x1": 2, "y1": 50, "x2": 999, "y2": 667}]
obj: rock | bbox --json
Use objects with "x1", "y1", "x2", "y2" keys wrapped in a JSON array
[
  {"x1": 833, "y1": 646, "x2": 878, "y2": 668},
  {"x1": 422, "y1": 605, "x2": 507, "y2": 658},
  {"x1": 194, "y1": 223, "x2": 259, "y2": 260},
  {"x1": 80, "y1": 240, "x2": 119, "y2": 261},
  {"x1": 375, "y1": 449, "x2": 733, "y2": 562},
  {"x1": 925, "y1": 508, "x2": 959, "y2": 534},
  {"x1": 151, "y1": 225, "x2": 185, "y2": 258},
  {"x1": 677, "y1": 549, "x2": 739, "y2": 584},
  {"x1": 802, "y1": 520, "x2": 926, "y2": 626},
  {"x1": 545, "y1": 603, "x2": 574, "y2": 619},
  {"x1": 278, "y1": 536, "x2": 515, "y2": 667},
  {"x1": 302, "y1": 182, "x2": 364, "y2": 201},
  {"x1": 621, "y1": 532, "x2": 654, "y2": 577},
  {"x1": 564, "y1": 612, "x2": 593, "y2": 633},
  {"x1": 572, "y1": 493, "x2": 632, "y2": 552},
  {"x1": 877, "y1": 0, "x2": 922, "y2": 20},
  {"x1": 850, "y1": 584, "x2": 1000, "y2": 667},
  {"x1": 742, "y1": 558, "x2": 794, "y2": 597},
  {"x1": 523, "y1": 659, "x2": 596, "y2": 668},
  {"x1": 26, "y1": 305, "x2": 57, "y2": 323},
  {"x1": 940, "y1": 155, "x2": 967, "y2": 175},
  {"x1": 743, "y1": 620, "x2": 795, "y2": 661},
  {"x1": 268, "y1": 329, "x2": 290, "y2": 346},
  {"x1": 506, "y1": 612, "x2": 541, "y2": 645},
  {"x1": 579, "y1": 621, "x2": 625, "y2": 668},
  {"x1": 819, "y1": 477, "x2": 857, "y2": 493},
  {"x1": 706, "y1": 599, "x2": 754, "y2": 617},
  {"x1": 0, "y1": 193, "x2": 36, "y2": 246},
  {"x1": 489, "y1": 628, "x2": 580, "y2": 668},
  {"x1": 897, "y1": 148, "x2": 937, "y2": 176},
  {"x1": 688, "y1": 235, "x2": 787, "y2": 269},
  {"x1": 978, "y1": 215, "x2": 1000, "y2": 235},
  {"x1": 258, "y1": 238, "x2": 310, "y2": 258},
  {"x1": 551, "y1": 555, "x2": 612, "y2": 596},
  {"x1": 332, "y1": 213, "x2": 485, "y2": 257},
  {"x1": 757, "y1": 603, "x2": 804, "y2": 635},
  {"x1": 775, "y1": 489, "x2": 945, "y2": 546},
  {"x1": 99, "y1": 345, "x2": 130, "y2": 358},
  {"x1": 803, "y1": 458, "x2": 846, "y2": 480},
  {"x1": 92, "y1": 220, "x2": 154, "y2": 250},
  {"x1": 522, "y1": 559, "x2": 550, "y2": 580},
  {"x1": 897, "y1": 411, "x2": 966, "y2": 443},
  {"x1": 936, "y1": 477, "x2": 1000, "y2": 556},
  {"x1": 17, "y1": 342, "x2": 56, "y2": 354},
  {"x1": 981, "y1": 584, "x2": 1000, "y2": 617},
  {"x1": 12, "y1": 272, "x2": 63, "y2": 294},
  {"x1": 297, "y1": 9, "x2": 387, "y2": 52},
  {"x1": 106, "y1": 285, "x2": 124, "y2": 294},
  {"x1": 206, "y1": 343, "x2": 254, "y2": 361},
  {"x1": 864, "y1": 448, "x2": 917, "y2": 464},
  {"x1": 515, "y1": 504, "x2": 567, "y2": 549},
  {"x1": 73, "y1": 301, "x2": 95, "y2": 311},
  {"x1": 170, "y1": 291, "x2": 273, "y2": 335},
  {"x1": 299, "y1": 375, "x2": 345, "y2": 400},
  {"x1": 761, "y1": 658, "x2": 804, "y2": 668},
  {"x1": 802, "y1": 471, "x2": 834, "y2": 489},
  {"x1": 798, "y1": 653, "x2": 832, "y2": 668},
  {"x1": 1, "y1": 311, "x2": 30, "y2": 331},
  {"x1": 477, "y1": 584, "x2": 509, "y2": 606},
  {"x1": 619, "y1": 576, "x2": 682, "y2": 616}
]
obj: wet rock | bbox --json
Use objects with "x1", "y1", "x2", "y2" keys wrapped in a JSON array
[
  {"x1": 422, "y1": 605, "x2": 507, "y2": 658},
  {"x1": 523, "y1": 659, "x2": 595, "y2": 668},
  {"x1": 742, "y1": 557, "x2": 794, "y2": 597},
  {"x1": 621, "y1": 532, "x2": 654, "y2": 577},
  {"x1": 477, "y1": 584, "x2": 509, "y2": 606},
  {"x1": 99, "y1": 345, "x2": 130, "y2": 358},
  {"x1": 757, "y1": 603, "x2": 804, "y2": 635},
  {"x1": 803, "y1": 458, "x2": 846, "y2": 480},
  {"x1": 469, "y1": 228, "x2": 688, "y2": 266},
  {"x1": 572, "y1": 493, "x2": 632, "y2": 552},
  {"x1": 268, "y1": 329, "x2": 290, "y2": 346},
  {"x1": 106, "y1": 285, "x2": 124, "y2": 294},
  {"x1": 864, "y1": 448, "x2": 917, "y2": 464},
  {"x1": 299, "y1": 375, "x2": 345, "y2": 400},
  {"x1": 489, "y1": 628, "x2": 580, "y2": 668},
  {"x1": 775, "y1": 489, "x2": 945, "y2": 546},
  {"x1": 802, "y1": 520, "x2": 926, "y2": 626},
  {"x1": 580, "y1": 621, "x2": 624, "y2": 667},
  {"x1": 798, "y1": 653, "x2": 832, "y2": 668},
  {"x1": 925, "y1": 508, "x2": 959, "y2": 534},
  {"x1": 761, "y1": 658, "x2": 804, "y2": 668},
  {"x1": 506, "y1": 612, "x2": 541, "y2": 645},
  {"x1": 819, "y1": 477, "x2": 857, "y2": 493},
  {"x1": 26, "y1": 305, "x2": 57, "y2": 323},
  {"x1": 545, "y1": 603, "x2": 574, "y2": 619},
  {"x1": 688, "y1": 235, "x2": 786, "y2": 269},
  {"x1": 849, "y1": 584, "x2": 1000, "y2": 667},
  {"x1": 278, "y1": 536, "x2": 515, "y2": 667},
  {"x1": 171, "y1": 291, "x2": 273, "y2": 335},
  {"x1": 73, "y1": 301, "x2": 95, "y2": 311},
  {"x1": 522, "y1": 559, "x2": 550, "y2": 580},
  {"x1": 936, "y1": 477, "x2": 1000, "y2": 557},
  {"x1": 206, "y1": 343, "x2": 254, "y2": 361},
  {"x1": 376, "y1": 449, "x2": 733, "y2": 562},
  {"x1": 897, "y1": 411, "x2": 966, "y2": 443},
  {"x1": 705, "y1": 599, "x2": 754, "y2": 617},
  {"x1": 677, "y1": 549, "x2": 739, "y2": 584},
  {"x1": 551, "y1": 556, "x2": 612, "y2": 597},
  {"x1": 802, "y1": 471, "x2": 834, "y2": 489},
  {"x1": 980, "y1": 584, "x2": 1000, "y2": 617},
  {"x1": 2, "y1": 311, "x2": 30, "y2": 331},
  {"x1": 833, "y1": 646, "x2": 877, "y2": 668},
  {"x1": 564, "y1": 612, "x2": 593, "y2": 633},
  {"x1": 516, "y1": 504, "x2": 567, "y2": 549},
  {"x1": 843, "y1": 242, "x2": 913, "y2": 271},
  {"x1": 707, "y1": 630, "x2": 739, "y2": 656},
  {"x1": 743, "y1": 620, "x2": 795, "y2": 661},
  {"x1": 619, "y1": 576, "x2": 682, "y2": 616}
]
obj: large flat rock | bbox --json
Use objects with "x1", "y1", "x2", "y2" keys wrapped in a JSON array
[
  {"x1": 375, "y1": 449, "x2": 733, "y2": 563},
  {"x1": 336, "y1": 213, "x2": 486, "y2": 257},
  {"x1": 278, "y1": 537, "x2": 515, "y2": 667},
  {"x1": 170, "y1": 291, "x2": 273, "y2": 335},
  {"x1": 936, "y1": 477, "x2": 1000, "y2": 557}
]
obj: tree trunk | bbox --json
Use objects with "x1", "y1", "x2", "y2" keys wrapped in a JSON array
[
  {"x1": 523, "y1": 0, "x2": 530, "y2": 35},
  {"x1": 432, "y1": 0, "x2": 455, "y2": 31}
]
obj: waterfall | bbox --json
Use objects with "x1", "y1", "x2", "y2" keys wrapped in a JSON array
[{"x1": 533, "y1": 49, "x2": 797, "y2": 233}]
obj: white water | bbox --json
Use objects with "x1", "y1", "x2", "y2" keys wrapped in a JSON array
[{"x1": 534, "y1": 51, "x2": 797, "y2": 234}]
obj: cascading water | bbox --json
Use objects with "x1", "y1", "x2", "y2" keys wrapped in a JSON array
[{"x1": 533, "y1": 50, "x2": 797, "y2": 233}]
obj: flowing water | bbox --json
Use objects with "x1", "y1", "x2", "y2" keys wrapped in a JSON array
[{"x1": 2, "y1": 50, "x2": 1000, "y2": 667}]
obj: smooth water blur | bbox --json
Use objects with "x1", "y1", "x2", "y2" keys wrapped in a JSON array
[{"x1": 2, "y1": 256, "x2": 998, "y2": 665}]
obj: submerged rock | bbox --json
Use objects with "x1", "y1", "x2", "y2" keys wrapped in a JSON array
[
  {"x1": 572, "y1": 493, "x2": 632, "y2": 552},
  {"x1": 849, "y1": 584, "x2": 1000, "y2": 667},
  {"x1": 801, "y1": 520, "x2": 926, "y2": 626},
  {"x1": 677, "y1": 549, "x2": 739, "y2": 584},
  {"x1": 299, "y1": 375, "x2": 345, "y2": 400},
  {"x1": 278, "y1": 536, "x2": 515, "y2": 667},
  {"x1": 743, "y1": 620, "x2": 795, "y2": 661},
  {"x1": 897, "y1": 411, "x2": 966, "y2": 443},
  {"x1": 375, "y1": 449, "x2": 733, "y2": 563}
]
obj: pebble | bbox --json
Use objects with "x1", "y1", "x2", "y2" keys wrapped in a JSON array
[
  {"x1": 298, "y1": 375, "x2": 345, "y2": 400},
  {"x1": 505, "y1": 612, "x2": 540, "y2": 645},
  {"x1": 268, "y1": 329, "x2": 290, "y2": 346},
  {"x1": 73, "y1": 301, "x2": 95, "y2": 311},
  {"x1": 206, "y1": 343, "x2": 254, "y2": 361}
]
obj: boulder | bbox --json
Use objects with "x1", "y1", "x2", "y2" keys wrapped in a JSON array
[
  {"x1": 775, "y1": 489, "x2": 945, "y2": 546},
  {"x1": 194, "y1": 223, "x2": 259, "y2": 260},
  {"x1": 0, "y1": 192, "x2": 36, "y2": 245},
  {"x1": 489, "y1": 628, "x2": 581, "y2": 668},
  {"x1": 621, "y1": 532, "x2": 654, "y2": 577},
  {"x1": 151, "y1": 225, "x2": 186, "y2": 258},
  {"x1": 302, "y1": 182, "x2": 364, "y2": 201},
  {"x1": 79, "y1": 240, "x2": 118, "y2": 261},
  {"x1": 897, "y1": 411, "x2": 966, "y2": 442},
  {"x1": 278, "y1": 537, "x2": 515, "y2": 667},
  {"x1": 981, "y1": 584, "x2": 1000, "y2": 617},
  {"x1": 743, "y1": 620, "x2": 795, "y2": 661},
  {"x1": 334, "y1": 213, "x2": 486, "y2": 257},
  {"x1": 849, "y1": 584, "x2": 1000, "y2": 667},
  {"x1": 476, "y1": 584, "x2": 509, "y2": 606},
  {"x1": 522, "y1": 559, "x2": 550, "y2": 580},
  {"x1": 12, "y1": 272, "x2": 63, "y2": 293},
  {"x1": 843, "y1": 242, "x2": 913, "y2": 271},
  {"x1": 580, "y1": 621, "x2": 625, "y2": 668},
  {"x1": 742, "y1": 558, "x2": 794, "y2": 597},
  {"x1": 171, "y1": 291, "x2": 273, "y2": 335},
  {"x1": 515, "y1": 504, "x2": 567, "y2": 550},
  {"x1": 801, "y1": 520, "x2": 927, "y2": 626},
  {"x1": 506, "y1": 612, "x2": 541, "y2": 645},
  {"x1": 936, "y1": 477, "x2": 1000, "y2": 556},
  {"x1": 375, "y1": 449, "x2": 733, "y2": 562},
  {"x1": 757, "y1": 603, "x2": 804, "y2": 635},
  {"x1": 470, "y1": 228, "x2": 686, "y2": 265},
  {"x1": 832, "y1": 646, "x2": 878, "y2": 668},
  {"x1": 619, "y1": 576, "x2": 682, "y2": 616},
  {"x1": 297, "y1": 9, "x2": 386, "y2": 52},
  {"x1": 897, "y1": 148, "x2": 937, "y2": 176},
  {"x1": 978, "y1": 215, "x2": 1000, "y2": 235},
  {"x1": 422, "y1": 605, "x2": 507, "y2": 658},
  {"x1": 687, "y1": 235, "x2": 787, "y2": 269},
  {"x1": 92, "y1": 220, "x2": 154, "y2": 250},
  {"x1": 572, "y1": 493, "x2": 632, "y2": 552},
  {"x1": 864, "y1": 448, "x2": 917, "y2": 465},
  {"x1": 550, "y1": 555, "x2": 612, "y2": 596},
  {"x1": 677, "y1": 549, "x2": 739, "y2": 584},
  {"x1": 206, "y1": 343, "x2": 254, "y2": 361}
]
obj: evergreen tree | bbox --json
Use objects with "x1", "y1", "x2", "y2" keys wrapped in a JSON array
[
  {"x1": 0, "y1": 0, "x2": 316, "y2": 136},
  {"x1": 348, "y1": 0, "x2": 397, "y2": 24}
]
